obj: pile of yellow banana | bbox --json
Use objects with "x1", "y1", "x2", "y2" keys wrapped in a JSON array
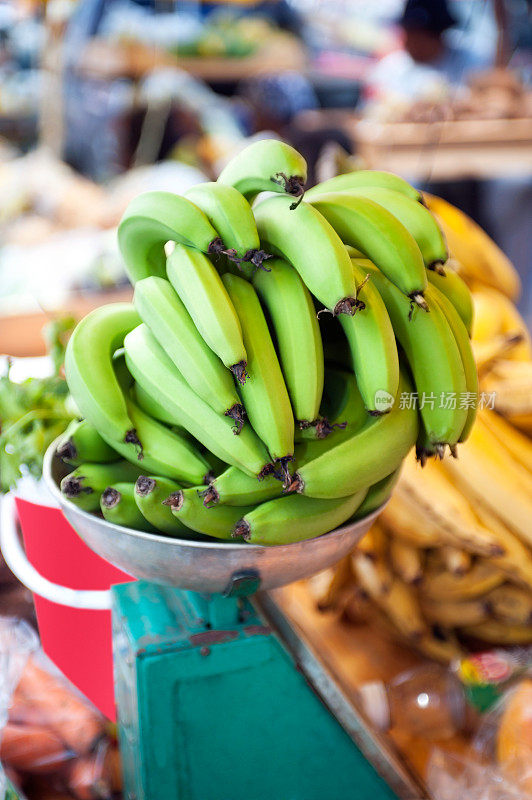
[{"x1": 310, "y1": 197, "x2": 532, "y2": 658}]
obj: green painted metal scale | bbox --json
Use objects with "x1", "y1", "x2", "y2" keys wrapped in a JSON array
[{"x1": 49, "y1": 448, "x2": 425, "y2": 800}]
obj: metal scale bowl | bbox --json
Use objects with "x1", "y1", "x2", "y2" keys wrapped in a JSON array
[
  {"x1": 43, "y1": 441, "x2": 381, "y2": 595},
  {"x1": 38, "y1": 442, "x2": 420, "y2": 800}
]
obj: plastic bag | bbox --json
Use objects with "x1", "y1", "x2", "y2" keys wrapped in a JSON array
[
  {"x1": 0, "y1": 617, "x2": 121, "y2": 798},
  {"x1": 427, "y1": 677, "x2": 532, "y2": 800}
]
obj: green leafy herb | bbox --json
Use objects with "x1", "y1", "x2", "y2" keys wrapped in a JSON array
[{"x1": 0, "y1": 317, "x2": 76, "y2": 493}]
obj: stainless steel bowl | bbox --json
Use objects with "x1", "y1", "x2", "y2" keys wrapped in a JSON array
[{"x1": 44, "y1": 440, "x2": 383, "y2": 593}]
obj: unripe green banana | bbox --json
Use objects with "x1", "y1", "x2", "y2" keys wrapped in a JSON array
[
  {"x1": 350, "y1": 467, "x2": 401, "y2": 520},
  {"x1": 429, "y1": 283, "x2": 478, "y2": 445},
  {"x1": 362, "y1": 262, "x2": 468, "y2": 447},
  {"x1": 306, "y1": 170, "x2": 422, "y2": 203},
  {"x1": 427, "y1": 265, "x2": 474, "y2": 336},
  {"x1": 288, "y1": 369, "x2": 418, "y2": 499},
  {"x1": 56, "y1": 419, "x2": 118, "y2": 465},
  {"x1": 253, "y1": 258, "x2": 324, "y2": 429},
  {"x1": 298, "y1": 367, "x2": 367, "y2": 442},
  {"x1": 101, "y1": 482, "x2": 156, "y2": 531},
  {"x1": 222, "y1": 273, "x2": 294, "y2": 478},
  {"x1": 124, "y1": 324, "x2": 272, "y2": 478},
  {"x1": 133, "y1": 382, "x2": 180, "y2": 428},
  {"x1": 134, "y1": 476, "x2": 189, "y2": 536},
  {"x1": 167, "y1": 487, "x2": 255, "y2": 540},
  {"x1": 184, "y1": 182, "x2": 271, "y2": 273},
  {"x1": 60, "y1": 461, "x2": 144, "y2": 512},
  {"x1": 118, "y1": 191, "x2": 224, "y2": 284},
  {"x1": 100, "y1": 393, "x2": 211, "y2": 485},
  {"x1": 65, "y1": 303, "x2": 142, "y2": 453},
  {"x1": 309, "y1": 193, "x2": 427, "y2": 305},
  {"x1": 254, "y1": 195, "x2": 358, "y2": 315},
  {"x1": 166, "y1": 244, "x2": 248, "y2": 383},
  {"x1": 233, "y1": 489, "x2": 368, "y2": 546},
  {"x1": 217, "y1": 139, "x2": 307, "y2": 203},
  {"x1": 334, "y1": 186, "x2": 447, "y2": 269},
  {"x1": 339, "y1": 261, "x2": 399, "y2": 413},
  {"x1": 198, "y1": 466, "x2": 283, "y2": 507},
  {"x1": 134, "y1": 276, "x2": 245, "y2": 430}
]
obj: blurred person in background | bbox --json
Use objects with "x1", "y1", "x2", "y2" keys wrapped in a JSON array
[{"x1": 366, "y1": 0, "x2": 491, "y2": 104}]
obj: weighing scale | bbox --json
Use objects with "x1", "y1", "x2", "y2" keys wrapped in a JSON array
[{"x1": 3, "y1": 443, "x2": 427, "y2": 800}]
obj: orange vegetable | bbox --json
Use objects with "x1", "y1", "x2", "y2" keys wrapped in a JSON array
[
  {"x1": 13, "y1": 657, "x2": 104, "y2": 755},
  {"x1": 497, "y1": 678, "x2": 532, "y2": 793}
]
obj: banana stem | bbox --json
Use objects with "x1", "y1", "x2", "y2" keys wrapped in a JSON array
[
  {"x1": 232, "y1": 519, "x2": 251, "y2": 541},
  {"x1": 197, "y1": 484, "x2": 219, "y2": 508},
  {"x1": 230, "y1": 360, "x2": 248, "y2": 385},
  {"x1": 101, "y1": 487, "x2": 121, "y2": 509},
  {"x1": 224, "y1": 403, "x2": 246, "y2": 435}
]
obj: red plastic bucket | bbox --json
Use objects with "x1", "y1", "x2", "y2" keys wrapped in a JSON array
[{"x1": 2, "y1": 494, "x2": 134, "y2": 721}]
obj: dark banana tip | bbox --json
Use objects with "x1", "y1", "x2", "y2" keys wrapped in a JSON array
[
  {"x1": 368, "y1": 409, "x2": 389, "y2": 417},
  {"x1": 135, "y1": 476, "x2": 156, "y2": 497},
  {"x1": 409, "y1": 293, "x2": 429, "y2": 312},
  {"x1": 428, "y1": 261, "x2": 446, "y2": 275},
  {"x1": 225, "y1": 403, "x2": 246, "y2": 435},
  {"x1": 62, "y1": 476, "x2": 90, "y2": 497},
  {"x1": 230, "y1": 360, "x2": 248, "y2": 385},
  {"x1": 257, "y1": 463, "x2": 275, "y2": 481},
  {"x1": 125, "y1": 428, "x2": 143, "y2": 459},
  {"x1": 449, "y1": 444, "x2": 459, "y2": 459},
  {"x1": 286, "y1": 473, "x2": 303, "y2": 494},
  {"x1": 208, "y1": 237, "x2": 225, "y2": 255},
  {"x1": 232, "y1": 519, "x2": 251, "y2": 541},
  {"x1": 333, "y1": 297, "x2": 359, "y2": 316},
  {"x1": 271, "y1": 172, "x2": 305, "y2": 199},
  {"x1": 274, "y1": 455, "x2": 294, "y2": 488},
  {"x1": 163, "y1": 490, "x2": 183, "y2": 510},
  {"x1": 56, "y1": 439, "x2": 77, "y2": 462},
  {"x1": 415, "y1": 447, "x2": 429, "y2": 467},
  {"x1": 245, "y1": 249, "x2": 273, "y2": 272},
  {"x1": 101, "y1": 487, "x2": 121, "y2": 508},
  {"x1": 197, "y1": 484, "x2": 219, "y2": 508}
]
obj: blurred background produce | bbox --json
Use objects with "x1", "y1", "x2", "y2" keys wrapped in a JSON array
[{"x1": 0, "y1": 0, "x2": 531, "y2": 798}]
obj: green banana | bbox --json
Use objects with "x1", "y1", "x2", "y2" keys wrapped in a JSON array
[
  {"x1": 134, "y1": 476, "x2": 189, "y2": 536},
  {"x1": 233, "y1": 489, "x2": 368, "y2": 546},
  {"x1": 253, "y1": 258, "x2": 324, "y2": 429},
  {"x1": 124, "y1": 324, "x2": 272, "y2": 478},
  {"x1": 429, "y1": 283, "x2": 478, "y2": 445},
  {"x1": 288, "y1": 369, "x2": 418, "y2": 499},
  {"x1": 350, "y1": 468, "x2": 401, "y2": 520},
  {"x1": 339, "y1": 260, "x2": 399, "y2": 413},
  {"x1": 101, "y1": 483, "x2": 156, "y2": 531},
  {"x1": 309, "y1": 193, "x2": 427, "y2": 306},
  {"x1": 254, "y1": 195, "x2": 358, "y2": 315},
  {"x1": 427, "y1": 266, "x2": 474, "y2": 336},
  {"x1": 166, "y1": 487, "x2": 255, "y2": 540},
  {"x1": 56, "y1": 419, "x2": 118, "y2": 465},
  {"x1": 306, "y1": 170, "x2": 422, "y2": 203},
  {"x1": 223, "y1": 273, "x2": 294, "y2": 477},
  {"x1": 199, "y1": 466, "x2": 283, "y2": 507},
  {"x1": 133, "y1": 382, "x2": 181, "y2": 428},
  {"x1": 65, "y1": 303, "x2": 142, "y2": 453},
  {"x1": 117, "y1": 191, "x2": 224, "y2": 284},
  {"x1": 184, "y1": 182, "x2": 271, "y2": 273},
  {"x1": 166, "y1": 244, "x2": 248, "y2": 383},
  {"x1": 100, "y1": 392, "x2": 211, "y2": 485},
  {"x1": 217, "y1": 139, "x2": 307, "y2": 203},
  {"x1": 134, "y1": 276, "x2": 245, "y2": 430},
  {"x1": 200, "y1": 374, "x2": 367, "y2": 506},
  {"x1": 334, "y1": 186, "x2": 447, "y2": 269},
  {"x1": 60, "y1": 461, "x2": 144, "y2": 512},
  {"x1": 362, "y1": 262, "x2": 468, "y2": 447}
]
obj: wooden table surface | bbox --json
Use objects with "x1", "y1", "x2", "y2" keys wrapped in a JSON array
[{"x1": 274, "y1": 581, "x2": 470, "y2": 789}]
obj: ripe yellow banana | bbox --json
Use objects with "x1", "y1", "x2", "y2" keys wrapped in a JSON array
[
  {"x1": 420, "y1": 597, "x2": 488, "y2": 627},
  {"x1": 462, "y1": 620, "x2": 532, "y2": 644},
  {"x1": 422, "y1": 561, "x2": 504, "y2": 601},
  {"x1": 479, "y1": 408, "x2": 532, "y2": 472},
  {"x1": 389, "y1": 539, "x2": 423, "y2": 585},
  {"x1": 486, "y1": 585, "x2": 532, "y2": 626}
]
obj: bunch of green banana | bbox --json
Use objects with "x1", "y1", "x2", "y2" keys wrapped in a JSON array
[{"x1": 59, "y1": 140, "x2": 477, "y2": 548}]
